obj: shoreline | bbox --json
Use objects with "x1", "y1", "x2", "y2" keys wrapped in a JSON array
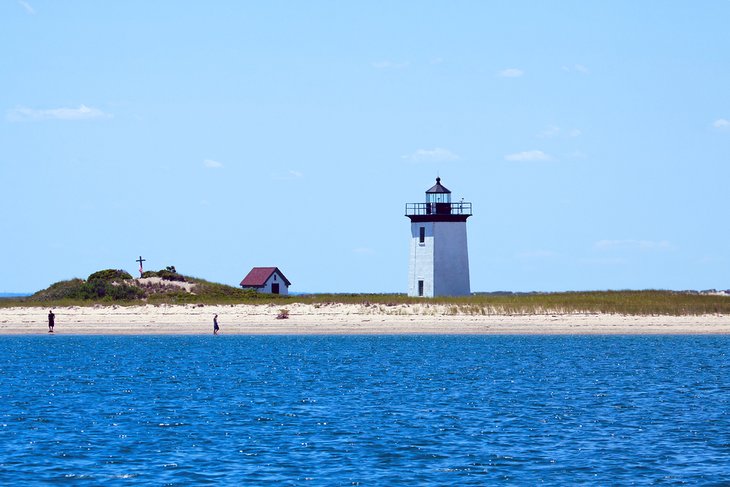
[{"x1": 1, "y1": 304, "x2": 730, "y2": 335}]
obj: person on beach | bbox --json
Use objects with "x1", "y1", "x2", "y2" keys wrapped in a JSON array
[
  {"x1": 48, "y1": 310, "x2": 55, "y2": 333},
  {"x1": 213, "y1": 314, "x2": 219, "y2": 335}
]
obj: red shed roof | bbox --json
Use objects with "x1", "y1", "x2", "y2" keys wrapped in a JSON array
[{"x1": 240, "y1": 267, "x2": 291, "y2": 287}]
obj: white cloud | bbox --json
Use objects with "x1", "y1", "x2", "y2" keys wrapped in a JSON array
[
  {"x1": 203, "y1": 159, "x2": 223, "y2": 169},
  {"x1": 7, "y1": 104, "x2": 110, "y2": 121},
  {"x1": 271, "y1": 170, "x2": 304, "y2": 180},
  {"x1": 567, "y1": 128, "x2": 582, "y2": 137},
  {"x1": 594, "y1": 240, "x2": 673, "y2": 251},
  {"x1": 504, "y1": 150, "x2": 552, "y2": 162},
  {"x1": 566, "y1": 150, "x2": 588, "y2": 159},
  {"x1": 498, "y1": 68, "x2": 524, "y2": 78},
  {"x1": 18, "y1": 0, "x2": 35, "y2": 14},
  {"x1": 539, "y1": 125, "x2": 561, "y2": 138},
  {"x1": 713, "y1": 118, "x2": 730, "y2": 130},
  {"x1": 402, "y1": 148, "x2": 460, "y2": 163},
  {"x1": 371, "y1": 60, "x2": 409, "y2": 69},
  {"x1": 562, "y1": 64, "x2": 590, "y2": 74}
]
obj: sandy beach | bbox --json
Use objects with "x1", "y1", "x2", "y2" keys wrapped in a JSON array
[{"x1": 1, "y1": 303, "x2": 729, "y2": 335}]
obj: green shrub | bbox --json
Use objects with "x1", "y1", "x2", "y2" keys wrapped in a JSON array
[
  {"x1": 107, "y1": 283, "x2": 145, "y2": 300},
  {"x1": 32, "y1": 279, "x2": 87, "y2": 301},
  {"x1": 31, "y1": 276, "x2": 144, "y2": 302},
  {"x1": 158, "y1": 269, "x2": 186, "y2": 282},
  {"x1": 140, "y1": 267, "x2": 185, "y2": 281},
  {"x1": 88, "y1": 269, "x2": 133, "y2": 281}
]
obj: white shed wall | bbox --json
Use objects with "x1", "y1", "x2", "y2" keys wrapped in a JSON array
[{"x1": 259, "y1": 273, "x2": 289, "y2": 295}]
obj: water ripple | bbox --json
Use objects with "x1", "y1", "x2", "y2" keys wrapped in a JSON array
[{"x1": 0, "y1": 335, "x2": 728, "y2": 484}]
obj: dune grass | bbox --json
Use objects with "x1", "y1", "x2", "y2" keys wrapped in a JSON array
[
  {"x1": 2, "y1": 277, "x2": 729, "y2": 316},
  {"x1": 291, "y1": 290, "x2": 730, "y2": 316}
]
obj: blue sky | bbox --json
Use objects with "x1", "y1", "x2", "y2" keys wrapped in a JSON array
[{"x1": 2, "y1": 1, "x2": 729, "y2": 293}]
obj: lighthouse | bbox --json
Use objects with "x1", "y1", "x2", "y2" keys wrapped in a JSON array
[{"x1": 405, "y1": 177, "x2": 472, "y2": 297}]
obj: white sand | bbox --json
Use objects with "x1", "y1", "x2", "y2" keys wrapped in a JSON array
[
  {"x1": 134, "y1": 277, "x2": 197, "y2": 292},
  {"x1": 1, "y1": 303, "x2": 729, "y2": 334}
]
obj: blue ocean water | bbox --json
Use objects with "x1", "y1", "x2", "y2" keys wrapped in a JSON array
[{"x1": 0, "y1": 335, "x2": 728, "y2": 485}]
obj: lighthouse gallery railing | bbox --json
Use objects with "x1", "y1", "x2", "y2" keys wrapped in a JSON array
[{"x1": 405, "y1": 202, "x2": 472, "y2": 216}]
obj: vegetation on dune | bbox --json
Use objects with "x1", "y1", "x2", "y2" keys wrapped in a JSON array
[
  {"x1": 87, "y1": 269, "x2": 133, "y2": 281},
  {"x1": 141, "y1": 266, "x2": 186, "y2": 282},
  {"x1": 143, "y1": 277, "x2": 274, "y2": 305},
  {"x1": 4, "y1": 267, "x2": 282, "y2": 307},
  {"x1": 451, "y1": 290, "x2": 730, "y2": 316},
  {"x1": 274, "y1": 290, "x2": 730, "y2": 315},
  {"x1": 30, "y1": 276, "x2": 145, "y2": 302},
  {"x1": 2, "y1": 267, "x2": 729, "y2": 315}
]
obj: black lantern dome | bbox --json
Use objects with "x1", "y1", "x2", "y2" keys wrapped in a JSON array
[
  {"x1": 405, "y1": 177, "x2": 471, "y2": 222},
  {"x1": 425, "y1": 177, "x2": 451, "y2": 204}
]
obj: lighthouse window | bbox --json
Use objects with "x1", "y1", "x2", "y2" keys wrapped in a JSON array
[{"x1": 419, "y1": 227, "x2": 425, "y2": 244}]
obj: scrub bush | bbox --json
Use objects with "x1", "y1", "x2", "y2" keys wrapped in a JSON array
[{"x1": 88, "y1": 269, "x2": 133, "y2": 281}]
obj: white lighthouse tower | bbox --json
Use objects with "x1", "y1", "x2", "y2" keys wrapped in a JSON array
[{"x1": 406, "y1": 177, "x2": 472, "y2": 297}]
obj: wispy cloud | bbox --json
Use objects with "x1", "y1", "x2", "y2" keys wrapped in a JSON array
[
  {"x1": 566, "y1": 150, "x2": 588, "y2": 159},
  {"x1": 713, "y1": 118, "x2": 730, "y2": 130},
  {"x1": 271, "y1": 170, "x2": 304, "y2": 181},
  {"x1": 562, "y1": 64, "x2": 589, "y2": 74},
  {"x1": 402, "y1": 148, "x2": 460, "y2": 163},
  {"x1": 7, "y1": 104, "x2": 110, "y2": 121},
  {"x1": 696, "y1": 255, "x2": 728, "y2": 265},
  {"x1": 538, "y1": 125, "x2": 582, "y2": 139},
  {"x1": 594, "y1": 239, "x2": 673, "y2": 251},
  {"x1": 203, "y1": 159, "x2": 223, "y2": 169},
  {"x1": 18, "y1": 0, "x2": 35, "y2": 14},
  {"x1": 371, "y1": 60, "x2": 409, "y2": 69},
  {"x1": 498, "y1": 68, "x2": 524, "y2": 78},
  {"x1": 504, "y1": 150, "x2": 552, "y2": 162}
]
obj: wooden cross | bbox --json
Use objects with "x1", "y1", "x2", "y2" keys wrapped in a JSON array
[{"x1": 136, "y1": 255, "x2": 146, "y2": 277}]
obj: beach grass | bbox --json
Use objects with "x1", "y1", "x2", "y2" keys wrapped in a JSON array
[
  {"x1": 294, "y1": 290, "x2": 730, "y2": 316},
  {"x1": 2, "y1": 283, "x2": 729, "y2": 316}
]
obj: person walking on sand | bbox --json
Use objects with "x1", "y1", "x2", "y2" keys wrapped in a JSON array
[
  {"x1": 48, "y1": 310, "x2": 55, "y2": 333},
  {"x1": 213, "y1": 314, "x2": 219, "y2": 335}
]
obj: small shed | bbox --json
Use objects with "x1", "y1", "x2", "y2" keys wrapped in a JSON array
[{"x1": 240, "y1": 267, "x2": 291, "y2": 295}]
